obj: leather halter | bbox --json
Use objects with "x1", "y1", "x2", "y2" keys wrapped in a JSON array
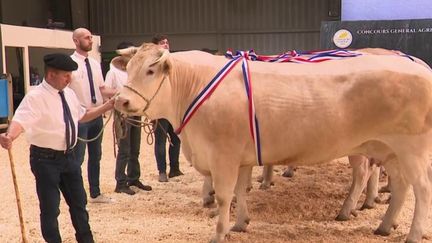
[{"x1": 122, "y1": 75, "x2": 166, "y2": 115}]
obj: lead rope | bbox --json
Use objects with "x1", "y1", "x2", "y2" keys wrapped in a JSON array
[
  {"x1": 77, "y1": 109, "x2": 114, "y2": 143},
  {"x1": 112, "y1": 111, "x2": 173, "y2": 158}
]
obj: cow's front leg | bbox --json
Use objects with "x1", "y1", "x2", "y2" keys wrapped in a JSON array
[
  {"x1": 232, "y1": 166, "x2": 252, "y2": 232},
  {"x1": 210, "y1": 164, "x2": 239, "y2": 243}
]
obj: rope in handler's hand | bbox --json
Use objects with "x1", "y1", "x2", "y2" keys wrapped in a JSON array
[
  {"x1": 77, "y1": 110, "x2": 113, "y2": 143},
  {"x1": 112, "y1": 111, "x2": 174, "y2": 158}
]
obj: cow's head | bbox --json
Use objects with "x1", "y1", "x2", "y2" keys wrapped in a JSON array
[{"x1": 114, "y1": 43, "x2": 172, "y2": 118}]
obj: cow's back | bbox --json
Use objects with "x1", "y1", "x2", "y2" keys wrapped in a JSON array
[{"x1": 173, "y1": 51, "x2": 432, "y2": 165}]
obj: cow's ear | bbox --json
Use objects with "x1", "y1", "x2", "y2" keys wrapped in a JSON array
[
  {"x1": 161, "y1": 56, "x2": 172, "y2": 75},
  {"x1": 111, "y1": 56, "x2": 129, "y2": 71}
]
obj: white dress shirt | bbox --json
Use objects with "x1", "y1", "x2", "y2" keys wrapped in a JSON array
[
  {"x1": 69, "y1": 51, "x2": 105, "y2": 107},
  {"x1": 104, "y1": 63, "x2": 127, "y2": 90},
  {"x1": 13, "y1": 80, "x2": 86, "y2": 150}
]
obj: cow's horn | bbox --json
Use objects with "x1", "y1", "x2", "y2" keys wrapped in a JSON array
[
  {"x1": 150, "y1": 49, "x2": 169, "y2": 67},
  {"x1": 116, "y1": 46, "x2": 138, "y2": 57}
]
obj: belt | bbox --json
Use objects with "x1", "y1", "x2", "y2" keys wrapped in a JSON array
[{"x1": 30, "y1": 145, "x2": 73, "y2": 160}]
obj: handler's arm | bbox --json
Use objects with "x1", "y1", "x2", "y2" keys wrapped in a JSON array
[
  {"x1": 80, "y1": 98, "x2": 115, "y2": 123},
  {"x1": 0, "y1": 121, "x2": 24, "y2": 149}
]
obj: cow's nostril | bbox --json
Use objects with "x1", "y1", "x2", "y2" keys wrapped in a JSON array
[{"x1": 116, "y1": 96, "x2": 130, "y2": 108}]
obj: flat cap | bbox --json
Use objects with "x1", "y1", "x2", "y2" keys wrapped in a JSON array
[{"x1": 44, "y1": 53, "x2": 78, "y2": 71}]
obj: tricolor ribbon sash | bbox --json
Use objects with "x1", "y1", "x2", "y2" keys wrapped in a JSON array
[
  {"x1": 175, "y1": 57, "x2": 242, "y2": 134},
  {"x1": 225, "y1": 48, "x2": 362, "y2": 63},
  {"x1": 174, "y1": 51, "x2": 264, "y2": 166},
  {"x1": 176, "y1": 48, "x2": 366, "y2": 166}
]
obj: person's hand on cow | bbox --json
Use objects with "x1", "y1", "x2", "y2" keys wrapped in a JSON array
[{"x1": 106, "y1": 96, "x2": 116, "y2": 109}]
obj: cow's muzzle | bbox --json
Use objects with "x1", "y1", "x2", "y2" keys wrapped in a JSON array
[
  {"x1": 114, "y1": 96, "x2": 129, "y2": 109},
  {"x1": 116, "y1": 75, "x2": 167, "y2": 116}
]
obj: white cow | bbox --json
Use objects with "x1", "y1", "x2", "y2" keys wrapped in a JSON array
[{"x1": 114, "y1": 43, "x2": 432, "y2": 243}]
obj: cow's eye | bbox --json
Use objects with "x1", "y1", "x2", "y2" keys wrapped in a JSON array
[{"x1": 147, "y1": 70, "x2": 154, "y2": 75}]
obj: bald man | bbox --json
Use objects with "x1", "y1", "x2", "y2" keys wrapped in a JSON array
[{"x1": 69, "y1": 28, "x2": 116, "y2": 203}]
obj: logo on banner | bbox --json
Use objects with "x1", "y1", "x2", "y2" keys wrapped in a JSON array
[{"x1": 333, "y1": 29, "x2": 353, "y2": 48}]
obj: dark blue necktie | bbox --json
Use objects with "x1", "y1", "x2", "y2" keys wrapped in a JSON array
[
  {"x1": 59, "y1": 90, "x2": 76, "y2": 151},
  {"x1": 85, "y1": 58, "x2": 97, "y2": 104}
]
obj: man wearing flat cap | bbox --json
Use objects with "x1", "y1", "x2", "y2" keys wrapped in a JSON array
[{"x1": 0, "y1": 53, "x2": 115, "y2": 243}]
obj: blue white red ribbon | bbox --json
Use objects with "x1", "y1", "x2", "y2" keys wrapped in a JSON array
[
  {"x1": 174, "y1": 51, "x2": 264, "y2": 166},
  {"x1": 239, "y1": 51, "x2": 263, "y2": 166},
  {"x1": 175, "y1": 57, "x2": 242, "y2": 134},
  {"x1": 176, "y1": 48, "x2": 365, "y2": 166},
  {"x1": 225, "y1": 49, "x2": 362, "y2": 63}
]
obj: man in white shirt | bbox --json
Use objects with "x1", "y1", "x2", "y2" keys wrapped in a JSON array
[
  {"x1": 0, "y1": 53, "x2": 115, "y2": 242},
  {"x1": 69, "y1": 28, "x2": 116, "y2": 203},
  {"x1": 105, "y1": 41, "x2": 152, "y2": 195}
]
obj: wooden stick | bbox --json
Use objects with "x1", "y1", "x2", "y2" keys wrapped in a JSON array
[{"x1": 8, "y1": 149, "x2": 28, "y2": 243}]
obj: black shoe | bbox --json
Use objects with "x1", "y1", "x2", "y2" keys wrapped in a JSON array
[
  {"x1": 115, "y1": 185, "x2": 135, "y2": 195},
  {"x1": 128, "y1": 180, "x2": 152, "y2": 191},
  {"x1": 168, "y1": 170, "x2": 184, "y2": 178}
]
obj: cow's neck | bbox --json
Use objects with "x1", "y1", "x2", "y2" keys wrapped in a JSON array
[{"x1": 168, "y1": 59, "x2": 215, "y2": 130}]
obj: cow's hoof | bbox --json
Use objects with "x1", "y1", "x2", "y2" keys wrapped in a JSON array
[
  {"x1": 203, "y1": 196, "x2": 216, "y2": 208},
  {"x1": 231, "y1": 224, "x2": 247, "y2": 232},
  {"x1": 375, "y1": 195, "x2": 391, "y2": 204},
  {"x1": 379, "y1": 186, "x2": 391, "y2": 193},
  {"x1": 360, "y1": 203, "x2": 375, "y2": 210},
  {"x1": 374, "y1": 228, "x2": 391, "y2": 236},
  {"x1": 335, "y1": 214, "x2": 350, "y2": 221},
  {"x1": 405, "y1": 238, "x2": 421, "y2": 243},
  {"x1": 282, "y1": 170, "x2": 294, "y2": 178},
  {"x1": 259, "y1": 183, "x2": 271, "y2": 190},
  {"x1": 208, "y1": 209, "x2": 219, "y2": 218},
  {"x1": 246, "y1": 186, "x2": 253, "y2": 193},
  {"x1": 257, "y1": 175, "x2": 263, "y2": 183},
  {"x1": 209, "y1": 237, "x2": 223, "y2": 243}
]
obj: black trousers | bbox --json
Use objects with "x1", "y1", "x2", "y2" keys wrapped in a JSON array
[
  {"x1": 30, "y1": 145, "x2": 94, "y2": 243},
  {"x1": 115, "y1": 116, "x2": 142, "y2": 186},
  {"x1": 154, "y1": 119, "x2": 181, "y2": 173}
]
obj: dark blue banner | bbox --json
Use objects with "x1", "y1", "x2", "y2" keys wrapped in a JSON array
[{"x1": 320, "y1": 19, "x2": 432, "y2": 66}]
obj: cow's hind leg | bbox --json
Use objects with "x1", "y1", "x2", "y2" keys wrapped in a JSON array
[
  {"x1": 361, "y1": 164, "x2": 379, "y2": 210},
  {"x1": 210, "y1": 164, "x2": 239, "y2": 243},
  {"x1": 259, "y1": 165, "x2": 274, "y2": 190},
  {"x1": 202, "y1": 175, "x2": 216, "y2": 208},
  {"x1": 282, "y1": 165, "x2": 295, "y2": 178},
  {"x1": 374, "y1": 157, "x2": 408, "y2": 236},
  {"x1": 406, "y1": 162, "x2": 432, "y2": 243},
  {"x1": 336, "y1": 155, "x2": 371, "y2": 221},
  {"x1": 232, "y1": 166, "x2": 253, "y2": 232}
]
